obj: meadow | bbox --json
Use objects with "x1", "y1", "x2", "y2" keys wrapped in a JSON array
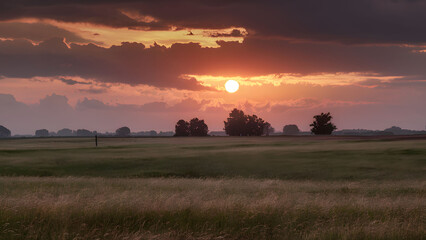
[{"x1": 0, "y1": 136, "x2": 425, "y2": 239}]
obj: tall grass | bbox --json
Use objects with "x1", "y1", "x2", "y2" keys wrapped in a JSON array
[
  {"x1": 0, "y1": 177, "x2": 424, "y2": 239},
  {"x1": 0, "y1": 137, "x2": 424, "y2": 239}
]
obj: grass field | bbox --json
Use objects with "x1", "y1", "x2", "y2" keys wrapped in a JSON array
[{"x1": 0, "y1": 136, "x2": 425, "y2": 239}]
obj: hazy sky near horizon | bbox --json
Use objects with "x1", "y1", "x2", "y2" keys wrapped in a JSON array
[{"x1": 1, "y1": 0, "x2": 426, "y2": 134}]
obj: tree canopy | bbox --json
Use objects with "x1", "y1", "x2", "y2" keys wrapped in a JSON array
[
  {"x1": 174, "y1": 119, "x2": 190, "y2": 136},
  {"x1": 224, "y1": 109, "x2": 246, "y2": 136},
  {"x1": 189, "y1": 118, "x2": 208, "y2": 136},
  {"x1": 310, "y1": 112, "x2": 337, "y2": 135},
  {"x1": 35, "y1": 129, "x2": 49, "y2": 137},
  {"x1": 224, "y1": 108, "x2": 270, "y2": 136},
  {"x1": 283, "y1": 124, "x2": 300, "y2": 135},
  {"x1": 116, "y1": 126, "x2": 131, "y2": 136},
  {"x1": 0, "y1": 125, "x2": 11, "y2": 137},
  {"x1": 76, "y1": 129, "x2": 96, "y2": 137},
  {"x1": 263, "y1": 122, "x2": 274, "y2": 136},
  {"x1": 175, "y1": 118, "x2": 209, "y2": 136},
  {"x1": 57, "y1": 128, "x2": 73, "y2": 136}
]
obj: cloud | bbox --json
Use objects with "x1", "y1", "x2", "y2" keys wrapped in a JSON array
[
  {"x1": 0, "y1": 1, "x2": 169, "y2": 30},
  {"x1": 76, "y1": 98, "x2": 111, "y2": 110},
  {"x1": 59, "y1": 77, "x2": 91, "y2": 85},
  {"x1": 76, "y1": 97, "x2": 207, "y2": 113},
  {"x1": 38, "y1": 93, "x2": 73, "y2": 112},
  {"x1": 0, "y1": 93, "x2": 28, "y2": 111},
  {"x1": 0, "y1": 22, "x2": 94, "y2": 43},
  {"x1": 138, "y1": 102, "x2": 168, "y2": 112},
  {"x1": 209, "y1": 29, "x2": 245, "y2": 37},
  {"x1": 169, "y1": 98, "x2": 207, "y2": 112},
  {"x1": 0, "y1": 93, "x2": 77, "y2": 133},
  {"x1": 1, "y1": 90, "x2": 426, "y2": 134},
  {"x1": 356, "y1": 77, "x2": 426, "y2": 89},
  {"x1": 0, "y1": 93, "x2": 215, "y2": 134},
  {"x1": 0, "y1": 1, "x2": 425, "y2": 45},
  {"x1": 0, "y1": 92, "x2": 216, "y2": 134},
  {"x1": 0, "y1": 36, "x2": 425, "y2": 90},
  {"x1": 0, "y1": 38, "x2": 214, "y2": 90},
  {"x1": 270, "y1": 98, "x2": 321, "y2": 112},
  {"x1": 78, "y1": 88, "x2": 107, "y2": 94}
]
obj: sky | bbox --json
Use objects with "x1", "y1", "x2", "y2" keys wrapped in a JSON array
[{"x1": 0, "y1": 0, "x2": 425, "y2": 135}]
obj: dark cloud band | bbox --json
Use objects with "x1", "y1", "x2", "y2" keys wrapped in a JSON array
[
  {"x1": 1, "y1": 0, "x2": 425, "y2": 45},
  {"x1": 0, "y1": 37, "x2": 425, "y2": 90}
]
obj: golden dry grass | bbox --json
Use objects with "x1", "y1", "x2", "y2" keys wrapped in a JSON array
[{"x1": 0, "y1": 177, "x2": 424, "y2": 239}]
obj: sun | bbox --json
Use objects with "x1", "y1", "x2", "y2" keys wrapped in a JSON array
[{"x1": 225, "y1": 80, "x2": 239, "y2": 93}]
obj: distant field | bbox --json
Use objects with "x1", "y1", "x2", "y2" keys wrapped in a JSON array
[
  {"x1": 0, "y1": 136, "x2": 425, "y2": 180},
  {"x1": 0, "y1": 136, "x2": 425, "y2": 239}
]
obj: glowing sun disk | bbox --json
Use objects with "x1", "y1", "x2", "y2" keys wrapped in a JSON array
[{"x1": 225, "y1": 80, "x2": 239, "y2": 93}]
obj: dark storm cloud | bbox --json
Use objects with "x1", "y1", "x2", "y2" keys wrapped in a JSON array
[
  {"x1": 0, "y1": 1, "x2": 169, "y2": 30},
  {"x1": 1, "y1": 0, "x2": 425, "y2": 45},
  {"x1": 0, "y1": 38, "x2": 213, "y2": 90},
  {"x1": 0, "y1": 37, "x2": 425, "y2": 89},
  {"x1": 0, "y1": 22, "x2": 93, "y2": 43}
]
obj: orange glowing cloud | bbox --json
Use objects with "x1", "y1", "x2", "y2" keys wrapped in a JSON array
[{"x1": 1, "y1": 18, "x2": 247, "y2": 48}]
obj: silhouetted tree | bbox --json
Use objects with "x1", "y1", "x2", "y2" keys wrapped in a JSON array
[
  {"x1": 224, "y1": 108, "x2": 247, "y2": 136},
  {"x1": 283, "y1": 124, "x2": 300, "y2": 135},
  {"x1": 263, "y1": 122, "x2": 274, "y2": 136},
  {"x1": 245, "y1": 115, "x2": 266, "y2": 136},
  {"x1": 174, "y1": 119, "x2": 190, "y2": 136},
  {"x1": 57, "y1": 128, "x2": 73, "y2": 136},
  {"x1": 0, "y1": 125, "x2": 11, "y2": 137},
  {"x1": 189, "y1": 118, "x2": 208, "y2": 136},
  {"x1": 35, "y1": 129, "x2": 49, "y2": 137},
  {"x1": 310, "y1": 112, "x2": 337, "y2": 135},
  {"x1": 224, "y1": 109, "x2": 269, "y2": 136},
  {"x1": 116, "y1": 126, "x2": 131, "y2": 136}
]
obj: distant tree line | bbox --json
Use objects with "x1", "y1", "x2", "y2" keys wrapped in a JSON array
[
  {"x1": 333, "y1": 126, "x2": 426, "y2": 136},
  {"x1": 133, "y1": 131, "x2": 174, "y2": 136},
  {"x1": 0, "y1": 111, "x2": 338, "y2": 138},
  {"x1": 173, "y1": 110, "x2": 337, "y2": 137},
  {"x1": 35, "y1": 128, "x2": 99, "y2": 137},
  {"x1": 0, "y1": 126, "x2": 175, "y2": 138},
  {"x1": 3, "y1": 109, "x2": 426, "y2": 138}
]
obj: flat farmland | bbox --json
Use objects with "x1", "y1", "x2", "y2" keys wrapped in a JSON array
[{"x1": 0, "y1": 136, "x2": 425, "y2": 239}]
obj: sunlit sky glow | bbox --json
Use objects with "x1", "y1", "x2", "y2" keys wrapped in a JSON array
[{"x1": 0, "y1": 0, "x2": 425, "y2": 134}]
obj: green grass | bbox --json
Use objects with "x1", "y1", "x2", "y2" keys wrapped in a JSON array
[
  {"x1": 0, "y1": 137, "x2": 425, "y2": 180},
  {"x1": 0, "y1": 136, "x2": 425, "y2": 239}
]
